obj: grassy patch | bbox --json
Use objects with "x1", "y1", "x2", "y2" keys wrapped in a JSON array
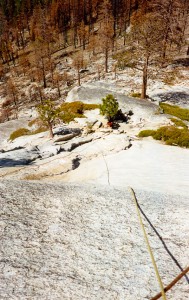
[
  {"x1": 159, "y1": 103, "x2": 189, "y2": 121},
  {"x1": 59, "y1": 111, "x2": 85, "y2": 123},
  {"x1": 138, "y1": 130, "x2": 156, "y2": 137},
  {"x1": 130, "y1": 92, "x2": 149, "y2": 99},
  {"x1": 83, "y1": 103, "x2": 100, "y2": 110},
  {"x1": 60, "y1": 101, "x2": 99, "y2": 123},
  {"x1": 60, "y1": 101, "x2": 99, "y2": 114},
  {"x1": 138, "y1": 126, "x2": 189, "y2": 148},
  {"x1": 130, "y1": 92, "x2": 141, "y2": 98},
  {"x1": 9, "y1": 126, "x2": 47, "y2": 141},
  {"x1": 170, "y1": 118, "x2": 188, "y2": 129},
  {"x1": 9, "y1": 128, "x2": 30, "y2": 141}
]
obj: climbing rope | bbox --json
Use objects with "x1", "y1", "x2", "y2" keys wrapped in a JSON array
[
  {"x1": 151, "y1": 266, "x2": 189, "y2": 300},
  {"x1": 129, "y1": 187, "x2": 167, "y2": 300}
]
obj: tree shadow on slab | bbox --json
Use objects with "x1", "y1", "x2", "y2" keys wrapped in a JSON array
[
  {"x1": 72, "y1": 157, "x2": 81, "y2": 170},
  {"x1": 156, "y1": 92, "x2": 189, "y2": 106},
  {"x1": 0, "y1": 158, "x2": 35, "y2": 168},
  {"x1": 136, "y1": 198, "x2": 189, "y2": 284}
]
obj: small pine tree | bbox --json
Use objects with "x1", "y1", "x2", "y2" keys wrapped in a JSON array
[
  {"x1": 37, "y1": 99, "x2": 60, "y2": 138},
  {"x1": 100, "y1": 94, "x2": 119, "y2": 121}
]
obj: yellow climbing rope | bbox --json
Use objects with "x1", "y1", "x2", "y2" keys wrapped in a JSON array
[{"x1": 129, "y1": 187, "x2": 167, "y2": 300}]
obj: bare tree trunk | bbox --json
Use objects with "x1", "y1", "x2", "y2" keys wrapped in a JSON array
[
  {"x1": 48, "y1": 122, "x2": 54, "y2": 138},
  {"x1": 41, "y1": 58, "x2": 47, "y2": 88},
  {"x1": 77, "y1": 69, "x2": 81, "y2": 86},
  {"x1": 141, "y1": 70, "x2": 147, "y2": 99},
  {"x1": 105, "y1": 48, "x2": 108, "y2": 73},
  {"x1": 141, "y1": 57, "x2": 149, "y2": 99},
  {"x1": 57, "y1": 82, "x2": 61, "y2": 97}
]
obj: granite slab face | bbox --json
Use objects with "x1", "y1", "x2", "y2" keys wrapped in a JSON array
[{"x1": 0, "y1": 181, "x2": 189, "y2": 299}]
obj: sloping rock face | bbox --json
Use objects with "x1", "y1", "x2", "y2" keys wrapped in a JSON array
[
  {"x1": 0, "y1": 181, "x2": 189, "y2": 299},
  {"x1": 59, "y1": 139, "x2": 189, "y2": 197},
  {"x1": 66, "y1": 82, "x2": 158, "y2": 121},
  {"x1": 0, "y1": 118, "x2": 31, "y2": 146}
]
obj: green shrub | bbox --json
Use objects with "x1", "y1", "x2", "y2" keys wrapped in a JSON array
[
  {"x1": 138, "y1": 130, "x2": 156, "y2": 137},
  {"x1": 139, "y1": 125, "x2": 189, "y2": 148},
  {"x1": 100, "y1": 94, "x2": 119, "y2": 121},
  {"x1": 159, "y1": 103, "x2": 189, "y2": 121},
  {"x1": 153, "y1": 126, "x2": 179, "y2": 141},
  {"x1": 9, "y1": 128, "x2": 30, "y2": 141},
  {"x1": 170, "y1": 118, "x2": 188, "y2": 129}
]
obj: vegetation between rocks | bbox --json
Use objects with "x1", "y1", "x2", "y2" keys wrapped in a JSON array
[
  {"x1": 130, "y1": 92, "x2": 142, "y2": 98},
  {"x1": 10, "y1": 101, "x2": 100, "y2": 140},
  {"x1": 59, "y1": 101, "x2": 99, "y2": 123},
  {"x1": 9, "y1": 126, "x2": 48, "y2": 141},
  {"x1": 159, "y1": 103, "x2": 189, "y2": 121},
  {"x1": 170, "y1": 118, "x2": 188, "y2": 129},
  {"x1": 9, "y1": 128, "x2": 30, "y2": 141},
  {"x1": 138, "y1": 130, "x2": 156, "y2": 138},
  {"x1": 139, "y1": 126, "x2": 189, "y2": 148}
]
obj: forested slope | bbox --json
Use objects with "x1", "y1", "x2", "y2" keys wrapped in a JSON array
[{"x1": 0, "y1": 0, "x2": 188, "y2": 122}]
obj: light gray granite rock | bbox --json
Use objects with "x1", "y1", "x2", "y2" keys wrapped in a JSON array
[
  {"x1": 60, "y1": 136, "x2": 93, "y2": 152},
  {"x1": 54, "y1": 132, "x2": 80, "y2": 142},
  {"x1": 0, "y1": 147, "x2": 40, "y2": 167},
  {"x1": 0, "y1": 181, "x2": 189, "y2": 299},
  {"x1": 38, "y1": 144, "x2": 61, "y2": 159}
]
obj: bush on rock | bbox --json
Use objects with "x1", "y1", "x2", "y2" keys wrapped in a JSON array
[{"x1": 100, "y1": 94, "x2": 119, "y2": 122}]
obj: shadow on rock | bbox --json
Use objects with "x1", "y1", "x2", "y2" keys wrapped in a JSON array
[
  {"x1": 136, "y1": 196, "x2": 189, "y2": 284},
  {"x1": 155, "y1": 91, "x2": 189, "y2": 106},
  {"x1": 0, "y1": 158, "x2": 36, "y2": 168},
  {"x1": 72, "y1": 157, "x2": 81, "y2": 170}
]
